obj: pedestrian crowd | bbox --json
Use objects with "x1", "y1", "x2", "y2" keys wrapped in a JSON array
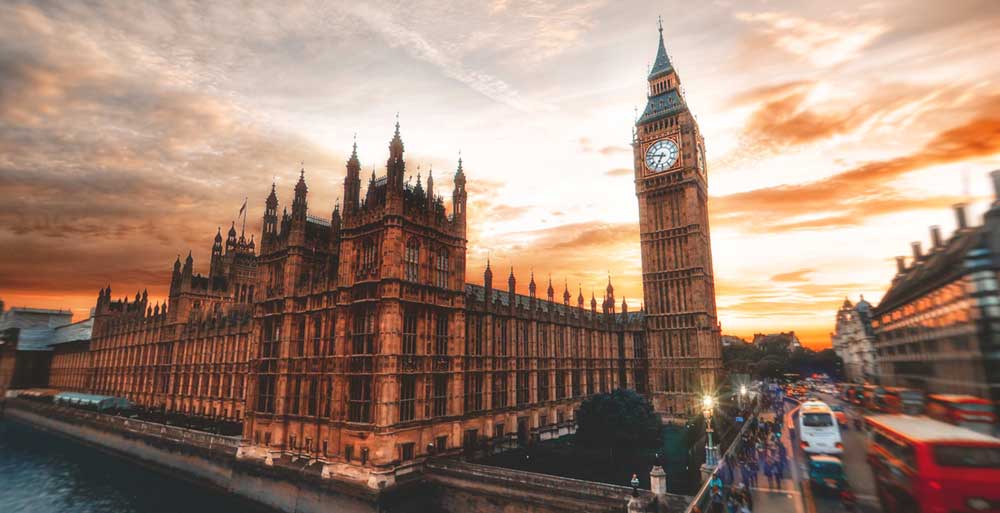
[{"x1": 704, "y1": 388, "x2": 788, "y2": 513}]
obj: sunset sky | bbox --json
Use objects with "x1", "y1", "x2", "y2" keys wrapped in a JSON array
[{"x1": 2, "y1": 1, "x2": 1000, "y2": 349}]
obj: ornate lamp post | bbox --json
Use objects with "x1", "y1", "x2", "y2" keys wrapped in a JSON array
[{"x1": 700, "y1": 395, "x2": 720, "y2": 482}]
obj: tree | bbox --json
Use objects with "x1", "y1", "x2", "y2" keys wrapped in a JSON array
[{"x1": 575, "y1": 389, "x2": 663, "y2": 456}]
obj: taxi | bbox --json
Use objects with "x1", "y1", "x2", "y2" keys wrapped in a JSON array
[{"x1": 807, "y1": 454, "x2": 848, "y2": 494}]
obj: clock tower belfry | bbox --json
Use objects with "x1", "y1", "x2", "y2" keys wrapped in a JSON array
[{"x1": 634, "y1": 22, "x2": 722, "y2": 419}]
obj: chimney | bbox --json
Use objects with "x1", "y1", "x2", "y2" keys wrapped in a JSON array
[
  {"x1": 954, "y1": 203, "x2": 968, "y2": 230},
  {"x1": 930, "y1": 225, "x2": 942, "y2": 248},
  {"x1": 911, "y1": 242, "x2": 922, "y2": 260},
  {"x1": 895, "y1": 256, "x2": 906, "y2": 274}
]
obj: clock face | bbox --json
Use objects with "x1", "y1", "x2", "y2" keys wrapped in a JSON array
[{"x1": 645, "y1": 139, "x2": 679, "y2": 172}]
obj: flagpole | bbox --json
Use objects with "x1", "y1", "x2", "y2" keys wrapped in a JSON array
[{"x1": 241, "y1": 196, "x2": 247, "y2": 237}]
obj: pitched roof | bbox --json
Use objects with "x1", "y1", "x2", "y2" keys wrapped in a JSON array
[
  {"x1": 638, "y1": 89, "x2": 685, "y2": 124},
  {"x1": 874, "y1": 226, "x2": 986, "y2": 315},
  {"x1": 648, "y1": 28, "x2": 673, "y2": 80}
]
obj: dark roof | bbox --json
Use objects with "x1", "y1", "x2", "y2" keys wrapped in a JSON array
[
  {"x1": 874, "y1": 226, "x2": 986, "y2": 315},
  {"x1": 648, "y1": 30, "x2": 673, "y2": 79},
  {"x1": 464, "y1": 284, "x2": 643, "y2": 324},
  {"x1": 10, "y1": 317, "x2": 92, "y2": 352},
  {"x1": 638, "y1": 89, "x2": 685, "y2": 124}
]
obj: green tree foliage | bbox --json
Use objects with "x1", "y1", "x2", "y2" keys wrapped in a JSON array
[
  {"x1": 575, "y1": 389, "x2": 663, "y2": 453},
  {"x1": 723, "y1": 341, "x2": 845, "y2": 380}
]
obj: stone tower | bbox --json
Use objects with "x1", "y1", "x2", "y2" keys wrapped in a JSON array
[{"x1": 633, "y1": 22, "x2": 722, "y2": 418}]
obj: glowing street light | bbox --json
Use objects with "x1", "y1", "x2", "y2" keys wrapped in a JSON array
[{"x1": 701, "y1": 395, "x2": 719, "y2": 471}]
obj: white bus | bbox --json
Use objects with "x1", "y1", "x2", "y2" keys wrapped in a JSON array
[{"x1": 798, "y1": 400, "x2": 843, "y2": 455}]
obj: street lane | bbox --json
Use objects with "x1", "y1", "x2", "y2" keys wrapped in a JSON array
[{"x1": 797, "y1": 392, "x2": 881, "y2": 513}]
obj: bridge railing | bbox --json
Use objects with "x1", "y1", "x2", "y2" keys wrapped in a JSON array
[{"x1": 683, "y1": 401, "x2": 762, "y2": 513}]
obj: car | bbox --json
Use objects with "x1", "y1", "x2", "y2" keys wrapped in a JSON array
[
  {"x1": 830, "y1": 404, "x2": 847, "y2": 427},
  {"x1": 807, "y1": 455, "x2": 848, "y2": 494}
]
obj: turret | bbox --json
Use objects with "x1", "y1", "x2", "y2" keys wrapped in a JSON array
[
  {"x1": 452, "y1": 156, "x2": 467, "y2": 225},
  {"x1": 263, "y1": 182, "x2": 279, "y2": 241},
  {"x1": 292, "y1": 167, "x2": 308, "y2": 221},
  {"x1": 578, "y1": 287, "x2": 584, "y2": 309},
  {"x1": 183, "y1": 251, "x2": 193, "y2": 280},
  {"x1": 344, "y1": 137, "x2": 361, "y2": 214},
  {"x1": 563, "y1": 281, "x2": 570, "y2": 305},
  {"x1": 426, "y1": 167, "x2": 435, "y2": 211},
  {"x1": 484, "y1": 259, "x2": 493, "y2": 301},
  {"x1": 547, "y1": 276, "x2": 555, "y2": 303},
  {"x1": 590, "y1": 291, "x2": 597, "y2": 313},
  {"x1": 210, "y1": 227, "x2": 223, "y2": 277},
  {"x1": 621, "y1": 297, "x2": 628, "y2": 315},
  {"x1": 508, "y1": 267, "x2": 516, "y2": 300},
  {"x1": 386, "y1": 118, "x2": 405, "y2": 192},
  {"x1": 528, "y1": 271, "x2": 537, "y2": 299},
  {"x1": 226, "y1": 222, "x2": 238, "y2": 253}
]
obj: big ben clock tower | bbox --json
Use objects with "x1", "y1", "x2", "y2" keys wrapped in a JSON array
[{"x1": 634, "y1": 22, "x2": 722, "y2": 418}]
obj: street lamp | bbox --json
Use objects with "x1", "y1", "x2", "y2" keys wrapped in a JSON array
[
  {"x1": 701, "y1": 395, "x2": 719, "y2": 471},
  {"x1": 739, "y1": 385, "x2": 747, "y2": 408}
]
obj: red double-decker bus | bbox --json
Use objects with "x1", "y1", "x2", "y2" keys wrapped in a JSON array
[
  {"x1": 926, "y1": 394, "x2": 997, "y2": 436},
  {"x1": 866, "y1": 415, "x2": 1000, "y2": 513}
]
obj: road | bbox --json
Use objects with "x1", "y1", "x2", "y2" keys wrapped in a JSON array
[
  {"x1": 800, "y1": 392, "x2": 880, "y2": 513},
  {"x1": 744, "y1": 392, "x2": 882, "y2": 513}
]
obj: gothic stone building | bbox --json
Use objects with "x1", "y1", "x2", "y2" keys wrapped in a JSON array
[
  {"x1": 42, "y1": 26, "x2": 722, "y2": 490},
  {"x1": 831, "y1": 296, "x2": 877, "y2": 384},
  {"x1": 87, "y1": 225, "x2": 257, "y2": 423},
  {"x1": 633, "y1": 23, "x2": 723, "y2": 417}
]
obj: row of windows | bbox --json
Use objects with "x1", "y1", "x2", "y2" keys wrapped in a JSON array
[{"x1": 403, "y1": 239, "x2": 450, "y2": 288}]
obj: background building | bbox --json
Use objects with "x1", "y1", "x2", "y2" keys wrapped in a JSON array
[
  {"x1": 0, "y1": 307, "x2": 91, "y2": 396},
  {"x1": 830, "y1": 297, "x2": 876, "y2": 383},
  {"x1": 750, "y1": 331, "x2": 801, "y2": 352},
  {"x1": 872, "y1": 170, "x2": 1000, "y2": 403}
]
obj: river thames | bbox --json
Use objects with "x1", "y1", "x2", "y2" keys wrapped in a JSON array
[{"x1": 0, "y1": 419, "x2": 268, "y2": 513}]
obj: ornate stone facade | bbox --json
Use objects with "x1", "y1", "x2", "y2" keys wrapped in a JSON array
[
  {"x1": 31, "y1": 25, "x2": 722, "y2": 489},
  {"x1": 87, "y1": 225, "x2": 257, "y2": 422},
  {"x1": 830, "y1": 297, "x2": 876, "y2": 383},
  {"x1": 632, "y1": 23, "x2": 723, "y2": 418}
]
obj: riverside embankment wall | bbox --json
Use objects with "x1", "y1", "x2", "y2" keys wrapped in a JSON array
[{"x1": 4, "y1": 400, "x2": 424, "y2": 513}]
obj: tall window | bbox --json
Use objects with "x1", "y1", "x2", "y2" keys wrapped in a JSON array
[
  {"x1": 492, "y1": 372, "x2": 508, "y2": 408},
  {"x1": 495, "y1": 319, "x2": 507, "y2": 356},
  {"x1": 295, "y1": 317, "x2": 306, "y2": 357},
  {"x1": 467, "y1": 315, "x2": 483, "y2": 356},
  {"x1": 358, "y1": 238, "x2": 378, "y2": 276},
  {"x1": 261, "y1": 318, "x2": 280, "y2": 358},
  {"x1": 402, "y1": 309, "x2": 418, "y2": 355},
  {"x1": 432, "y1": 374, "x2": 448, "y2": 416},
  {"x1": 537, "y1": 326, "x2": 548, "y2": 358},
  {"x1": 555, "y1": 371, "x2": 566, "y2": 399},
  {"x1": 404, "y1": 239, "x2": 420, "y2": 282},
  {"x1": 435, "y1": 311, "x2": 449, "y2": 355},
  {"x1": 538, "y1": 371, "x2": 550, "y2": 401},
  {"x1": 464, "y1": 372, "x2": 483, "y2": 412},
  {"x1": 312, "y1": 315, "x2": 322, "y2": 356},
  {"x1": 348, "y1": 376, "x2": 372, "y2": 423},
  {"x1": 399, "y1": 375, "x2": 416, "y2": 422},
  {"x1": 435, "y1": 249, "x2": 449, "y2": 288},
  {"x1": 352, "y1": 307, "x2": 376, "y2": 354},
  {"x1": 516, "y1": 371, "x2": 529, "y2": 405},
  {"x1": 307, "y1": 377, "x2": 317, "y2": 416},
  {"x1": 256, "y1": 375, "x2": 276, "y2": 413}
]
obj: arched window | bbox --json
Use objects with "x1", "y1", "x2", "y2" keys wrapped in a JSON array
[
  {"x1": 435, "y1": 248, "x2": 449, "y2": 288},
  {"x1": 357, "y1": 238, "x2": 378, "y2": 277},
  {"x1": 404, "y1": 238, "x2": 420, "y2": 282}
]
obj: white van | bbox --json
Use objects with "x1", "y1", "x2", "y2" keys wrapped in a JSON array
[{"x1": 798, "y1": 400, "x2": 843, "y2": 455}]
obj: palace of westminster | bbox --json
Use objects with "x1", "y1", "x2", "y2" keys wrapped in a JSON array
[{"x1": 2, "y1": 27, "x2": 723, "y2": 487}]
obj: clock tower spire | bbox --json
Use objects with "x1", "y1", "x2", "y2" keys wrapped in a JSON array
[{"x1": 633, "y1": 22, "x2": 722, "y2": 420}]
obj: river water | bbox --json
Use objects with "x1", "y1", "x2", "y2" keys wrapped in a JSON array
[{"x1": 0, "y1": 419, "x2": 268, "y2": 513}]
